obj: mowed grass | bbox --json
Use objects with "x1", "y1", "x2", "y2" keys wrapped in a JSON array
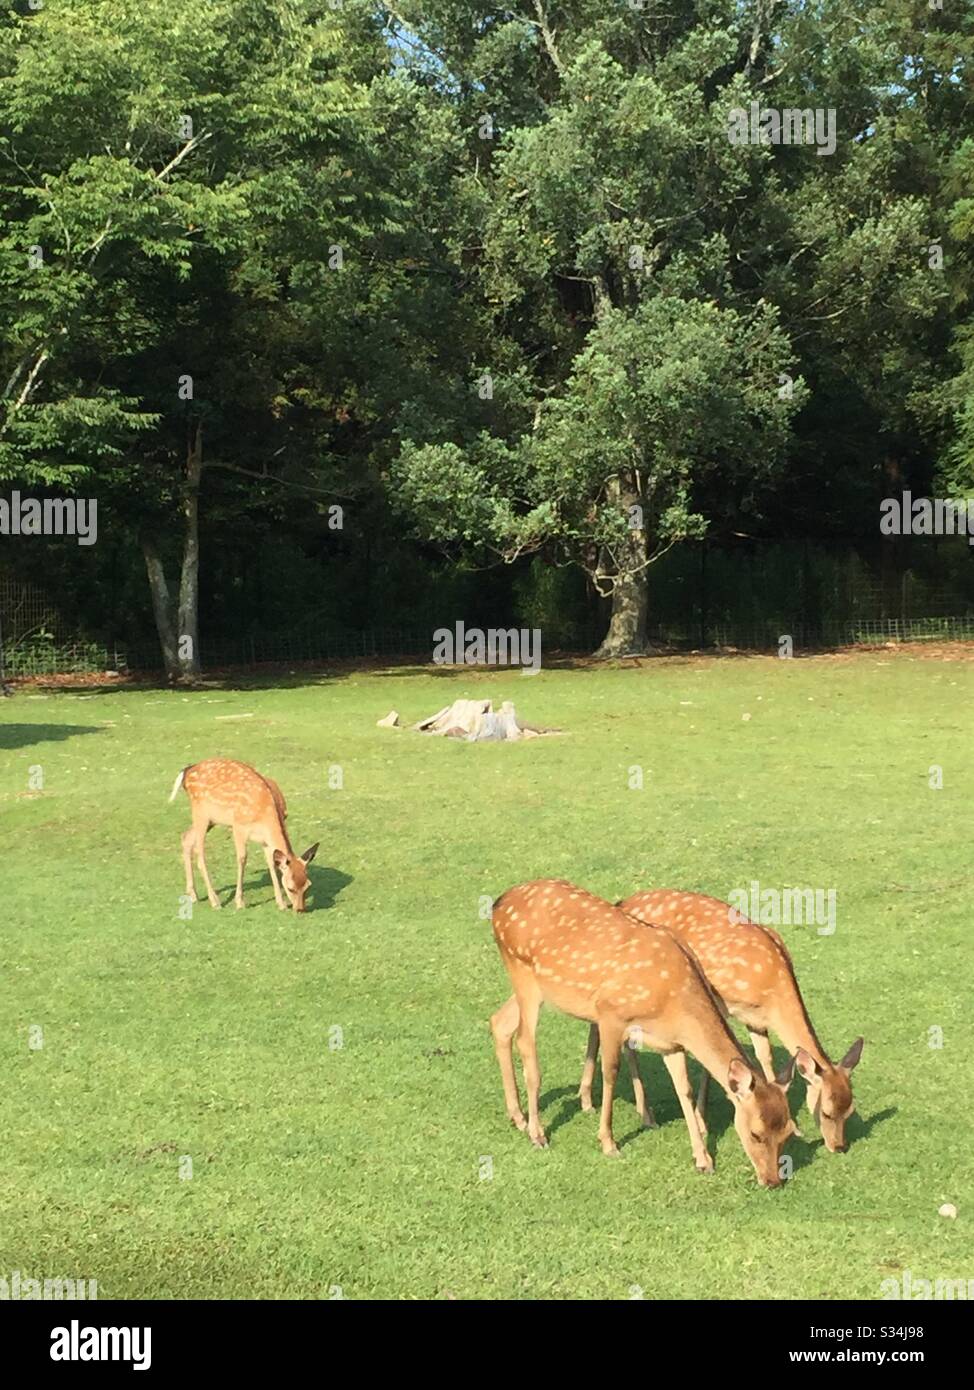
[{"x1": 1, "y1": 648, "x2": 971, "y2": 1300}]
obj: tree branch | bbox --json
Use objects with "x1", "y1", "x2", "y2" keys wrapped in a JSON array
[
  {"x1": 529, "y1": 1, "x2": 565, "y2": 76},
  {"x1": 153, "y1": 131, "x2": 211, "y2": 184},
  {"x1": 11, "y1": 349, "x2": 50, "y2": 412},
  {"x1": 205, "y1": 459, "x2": 355, "y2": 501},
  {"x1": 743, "y1": 0, "x2": 781, "y2": 78}
]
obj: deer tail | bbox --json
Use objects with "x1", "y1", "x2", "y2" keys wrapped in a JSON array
[{"x1": 168, "y1": 767, "x2": 188, "y2": 802}]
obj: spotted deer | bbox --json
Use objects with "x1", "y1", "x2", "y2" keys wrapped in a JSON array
[
  {"x1": 491, "y1": 880, "x2": 798, "y2": 1186},
  {"x1": 583, "y1": 890, "x2": 863, "y2": 1153},
  {"x1": 169, "y1": 759, "x2": 318, "y2": 912}
]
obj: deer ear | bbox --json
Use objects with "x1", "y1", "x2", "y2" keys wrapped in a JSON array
[
  {"x1": 775, "y1": 1054, "x2": 797, "y2": 1088},
  {"x1": 728, "y1": 1058, "x2": 755, "y2": 1095},
  {"x1": 795, "y1": 1048, "x2": 821, "y2": 1084},
  {"x1": 840, "y1": 1037, "x2": 864, "y2": 1073},
  {"x1": 300, "y1": 842, "x2": 319, "y2": 865}
]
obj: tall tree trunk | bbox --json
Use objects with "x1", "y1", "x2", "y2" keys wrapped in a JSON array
[
  {"x1": 596, "y1": 569, "x2": 649, "y2": 657},
  {"x1": 141, "y1": 536, "x2": 181, "y2": 680},
  {"x1": 880, "y1": 453, "x2": 905, "y2": 622},
  {"x1": 589, "y1": 273, "x2": 651, "y2": 657},
  {"x1": 594, "y1": 473, "x2": 649, "y2": 657},
  {"x1": 176, "y1": 424, "x2": 203, "y2": 681},
  {"x1": 140, "y1": 427, "x2": 205, "y2": 683}
]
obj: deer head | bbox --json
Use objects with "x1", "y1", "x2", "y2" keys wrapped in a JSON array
[
  {"x1": 728, "y1": 1056, "x2": 800, "y2": 1188},
  {"x1": 795, "y1": 1039, "x2": 863, "y2": 1152},
  {"x1": 273, "y1": 843, "x2": 319, "y2": 913}
]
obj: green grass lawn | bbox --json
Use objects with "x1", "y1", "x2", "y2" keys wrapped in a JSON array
[{"x1": 1, "y1": 649, "x2": 971, "y2": 1300}]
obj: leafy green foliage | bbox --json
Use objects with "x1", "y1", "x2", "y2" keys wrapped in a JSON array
[{"x1": 1, "y1": 0, "x2": 973, "y2": 656}]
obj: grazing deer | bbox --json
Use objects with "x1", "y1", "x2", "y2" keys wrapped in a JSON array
[
  {"x1": 169, "y1": 759, "x2": 318, "y2": 913},
  {"x1": 588, "y1": 891, "x2": 864, "y2": 1153},
  {"x1": 491, "y1": 880, "x2": 798, "y2": 1186}
]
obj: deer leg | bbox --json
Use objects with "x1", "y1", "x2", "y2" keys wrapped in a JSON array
[
  {"x1": 579, "y1": 1022, "x2": 600, "y2": 1112},
  {"x1": 664, "y1": 1050, "x2": 714, "y2": 1174},
  {"x1": 233, "y1": 827, "x2": 248, "y2": 910},
  {"x1": 181, "y1": 828, "x2": 198, "y2": 902},
  {"x1": 749, "y1": 1028, "x2": 776, "y2": 1082},
  {"x1": 751, "y1": 1028, "x2": 802, "y2": 1134},
  {"x1": 263, "y1": 845, "x2": 286, "y2": 909},
  {"x1": 192, "y1": 814, "x2": 221, "y2": 909},
  {"x1": 694, "y1": 1068, "x2": 710, "y2": 1138},
  {"x1": 490, "y1": 995, "x2": 526, "y2": 1132},
  {"x1": 514, "y1": 981, "x2": 546, "y2": 1148},
  {"x1": 693, "y1": 994, "x2": 731, "y2": 1134},
  {"x1": 596, "y1": 1016, "x2": 626, "y2": 1156},
  {"x1": 625, "y1": 1039, "x2": 657, "y2": 1129}
]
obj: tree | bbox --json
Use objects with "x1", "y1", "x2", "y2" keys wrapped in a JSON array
[
  {"x1": 387, "y1": 1, "x2": 963, "y2": 649},
  {"x1": 396, "y1": 295, "x2": 799, "y2": 652},
  {"x1": 387, "y1": 6, "x2": 805, "y2": 650},
  {"x1": 0, "y1": 0, "x2": 395, "y2": 679}
]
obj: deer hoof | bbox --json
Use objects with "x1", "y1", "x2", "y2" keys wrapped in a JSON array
[
  {"x1": 209, "y1": 898, "x2": 221, "y2": 910},
  {"x1": 510, "y1": 1112, "x2": 528, "y2": 1132},
  {"x1": 530, "y1": 1130, "x2": 549, "y2": 1149},
  {"x1": 579, "y1": 1095, "x2": 595, "y2": 1113},
  {"x1": 642, "y1": 1110, "x2": 658, "y2": 1130},
  {"x1": 695, "y1": 1159, "x2": 715, "y2": 1175},
  {"x1": 601, "y1": 1140, "x2": 622, "y2": 1158}
]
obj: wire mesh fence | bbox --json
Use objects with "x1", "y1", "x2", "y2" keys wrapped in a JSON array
[
  {"x1": 0, "y1": 639, "x2": 114, "y2": 677},
  {"x1": 0, "y1": 572, "x2": 62, "y2": 641},
  {"x1": 4, "y1": 614, "x2": 974, "y2": 678},
  {"x1": 706, "y1": 615, "x2": 974, "y2": 649},
  {"x1": 116, "y1": 628, "x2": 441, "y2": 672}
]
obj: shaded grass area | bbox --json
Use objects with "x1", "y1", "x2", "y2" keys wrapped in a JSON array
[{"x1": 1, "y1": 650, "x2": 971, "y2": 1298}]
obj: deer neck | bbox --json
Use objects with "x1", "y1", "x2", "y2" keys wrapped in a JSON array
[
  {"x1": 267, "y1": 813, "x2": 293, "y2": 860},
  {"x1": 768, "y1": 984, "x2": 831, "y2": 1069},
  {"x1": 682, "y1": 1004, "x2": 753, "y2": 1098},
  {"x1": 252, "y1": 771, "x2": 294, "y2": 860},
  {"x1": 665, "y1": 943, "x2": 757, "y2": 1095}
]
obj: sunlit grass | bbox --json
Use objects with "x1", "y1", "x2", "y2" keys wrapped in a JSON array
[{"x1": 1, "y1": 648, "x2": 971, "y2": 1298}]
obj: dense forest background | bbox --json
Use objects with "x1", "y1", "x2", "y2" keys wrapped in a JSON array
[{"x1": 1, "y1": 1, "x2": 973, "y2": 676}]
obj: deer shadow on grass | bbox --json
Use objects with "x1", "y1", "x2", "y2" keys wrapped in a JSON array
[
  {"x1": 540, "y1": 1049, "x2": 681, "y2": 1149},
  {"x1": 0, "y1": 722, "x2": 103, "y2": 751},
  {"x1": 226, "y1": 864, "x2": 353, "y2": 913},
  {"x1": 845, "y1": 1105, "x2": 896, "y2": 1147},
  {"x1": 305, "y1": 864, "x2": 352, "y2": 912},
  {"x1": 539, "y1": 1047, "x2": 863, "y2": 1172}
]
